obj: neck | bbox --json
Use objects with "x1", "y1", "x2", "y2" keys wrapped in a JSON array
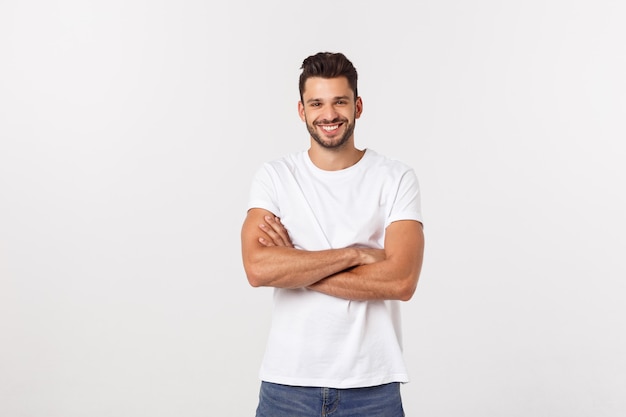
[{"x1": 308, "y1": 141, "x2": 365, "y2": 171}]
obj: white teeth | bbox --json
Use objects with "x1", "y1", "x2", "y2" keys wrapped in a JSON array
[{"x1": 321, "y1": 125, "x2": 339, "y2": 131}]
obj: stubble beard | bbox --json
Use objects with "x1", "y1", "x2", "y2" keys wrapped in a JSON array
[{"x1": 306, "y1": 115, "x2": 356, "y2": 150}]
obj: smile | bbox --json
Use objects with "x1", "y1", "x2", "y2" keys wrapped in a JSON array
[{"x1": 320, "y1": 124, "x2": 340, "y2": 132}]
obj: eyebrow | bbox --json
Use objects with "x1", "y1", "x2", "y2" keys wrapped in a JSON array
[{"x1": 305, "y1": 95, "x2": 351, "y2": 104}]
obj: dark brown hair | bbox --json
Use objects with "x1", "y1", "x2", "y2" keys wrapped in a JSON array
[{"x1": 298, "y1": 52, "x2": 358, "y2": 102}]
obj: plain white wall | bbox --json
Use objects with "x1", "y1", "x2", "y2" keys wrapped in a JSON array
[{"x1": 1, "y1": 1, "x2": 624, "y2": 416}]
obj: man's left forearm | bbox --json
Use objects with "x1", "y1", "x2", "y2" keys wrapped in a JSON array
[{"x1": 307, "y1": 257, "x2": 419, "y2": 301}]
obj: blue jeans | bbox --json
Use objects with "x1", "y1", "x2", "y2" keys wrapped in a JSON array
[{"x1": 255, "y1": 381, "x2": 405, "y2": 417}]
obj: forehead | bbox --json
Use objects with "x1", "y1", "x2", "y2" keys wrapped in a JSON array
[{"x1": 302, "y1": 76, "x2": 354, "y2": 100}]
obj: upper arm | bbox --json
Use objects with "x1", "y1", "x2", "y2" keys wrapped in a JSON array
[
  {"x1": 241, "y1": 207, "x2": 277, "y2": 281},
  {"x1": 384, "y1": 220, "x2": 425, "y2": 299}
]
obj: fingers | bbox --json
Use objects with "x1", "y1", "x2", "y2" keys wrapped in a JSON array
[
  {"x1": 259, "y1": 216, "x2": 294, "y2": 248},
  {"x1": 266, "y1": 216, "x2": 293, "y2": 247},
  {"x1": 258, "y1": 236, "x2": 274, "y2": 247}
]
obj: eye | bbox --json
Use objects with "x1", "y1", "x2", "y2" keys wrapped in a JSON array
[{"x1": 336, "y1": 100, "x2": 346, "y2": 105}]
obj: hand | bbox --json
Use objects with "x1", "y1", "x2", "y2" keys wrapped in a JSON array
[{"x1": 258, "y1": 215, "x2": 294, "y2": 248}]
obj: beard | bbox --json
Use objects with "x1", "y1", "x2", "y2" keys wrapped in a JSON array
[{"x1": 306, "y1": 115, "x2": 356, "y2": 150}]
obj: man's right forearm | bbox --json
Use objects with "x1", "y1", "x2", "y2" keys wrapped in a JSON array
[{"x1": 243, "y1": 246, "x2": 363, "y2": 289}]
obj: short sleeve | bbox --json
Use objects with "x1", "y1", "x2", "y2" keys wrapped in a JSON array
[
  {"x1": 247, "y1": 164, "x2": 281, "y2": 217},
  {"x1": 386, "y1": 169, "x2": 423, "y2": 228}
]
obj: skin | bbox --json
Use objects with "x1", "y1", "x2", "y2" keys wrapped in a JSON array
[{"x1": 240, "y1": 76, "x2": 424, "y2": 301}]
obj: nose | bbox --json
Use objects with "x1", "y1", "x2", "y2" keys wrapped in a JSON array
[{"x1": 320, "y1": 104, "x2": 340, "y2": 123}]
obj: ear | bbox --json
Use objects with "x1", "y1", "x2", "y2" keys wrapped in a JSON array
[
  {"x1": 298, "y1": 101, "x2": 306, "y2": 122},
  {"x1": 355, "y1": 96, "x2": 363, "y2": 119}
]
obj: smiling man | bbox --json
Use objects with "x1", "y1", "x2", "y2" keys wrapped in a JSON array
[{"x1": 241, "y1": 52, "x2": 425, "y2": 417}]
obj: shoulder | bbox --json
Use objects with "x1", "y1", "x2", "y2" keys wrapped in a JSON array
[
  {"x1": 363, "y1": 149, "x2": 415, "y2": 176},
  {"x1": 258, "y1": 151, "x2": 308, "y2": 174}
]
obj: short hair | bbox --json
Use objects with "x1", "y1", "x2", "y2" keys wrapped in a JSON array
[{"x1": 298, "y1": 52, "x2": 358, "y2": 102}]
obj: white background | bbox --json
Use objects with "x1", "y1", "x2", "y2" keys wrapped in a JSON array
[{"x1": 1, "y1": 1, "x2": 625, "y2": 416}]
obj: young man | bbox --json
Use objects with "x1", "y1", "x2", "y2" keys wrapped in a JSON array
[{"x1": 241, "y1": 52, "x2": 425, "y2": 417}]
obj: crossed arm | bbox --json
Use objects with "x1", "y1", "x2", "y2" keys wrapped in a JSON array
[{"x1": 240, "y1": 208, "x2": 424, "y2": 301}]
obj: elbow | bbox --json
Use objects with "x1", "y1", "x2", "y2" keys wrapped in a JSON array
[
  {"x1": 397, "y1": 259, "x2": 422, "y2": 301},
  {"x1": 397, "y1": 284, "x2": 416, "y2": 302},
  {"x1": 244, "y1": 253, "x2": 280, "y2": 288},
  {"x1": 243, "y1": 255, "x2": 266, "y2": 287},
  {"x1": 397, "y1": 274, "x2": 419, "y2": 302},
  {"x1": 247, "y1": 274, "x2": 263, "y2": 288},
  {"x1": 398, "y1": 292, "x2": 413, "y2": 302},
  {"x1": 245, "y1": 264, "x2": 266, "y2": 288},
  {"x1": 242, "y1": 247, "x2": 286, "y2": 288}
]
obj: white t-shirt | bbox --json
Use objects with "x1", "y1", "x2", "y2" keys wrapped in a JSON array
[{"x1": 247, "y1": 148, "x2": 423, "y2": 388}]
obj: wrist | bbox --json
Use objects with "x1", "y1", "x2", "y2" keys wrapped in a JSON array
[{"x1": 353, "y1": 247, "x2": 367, "y2": 266}]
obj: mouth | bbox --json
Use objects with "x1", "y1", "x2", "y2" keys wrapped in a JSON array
[
  {"x1": 316, "y1": 121, "x2": 344, "y2": 135},
  {"x1": 320, "y1": 124, "x2": 340, "y2": 133}
]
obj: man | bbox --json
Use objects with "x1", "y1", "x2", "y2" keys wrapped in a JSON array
[{"x1": 241, "y1": 52, "x2": 424, "y2": 417}]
